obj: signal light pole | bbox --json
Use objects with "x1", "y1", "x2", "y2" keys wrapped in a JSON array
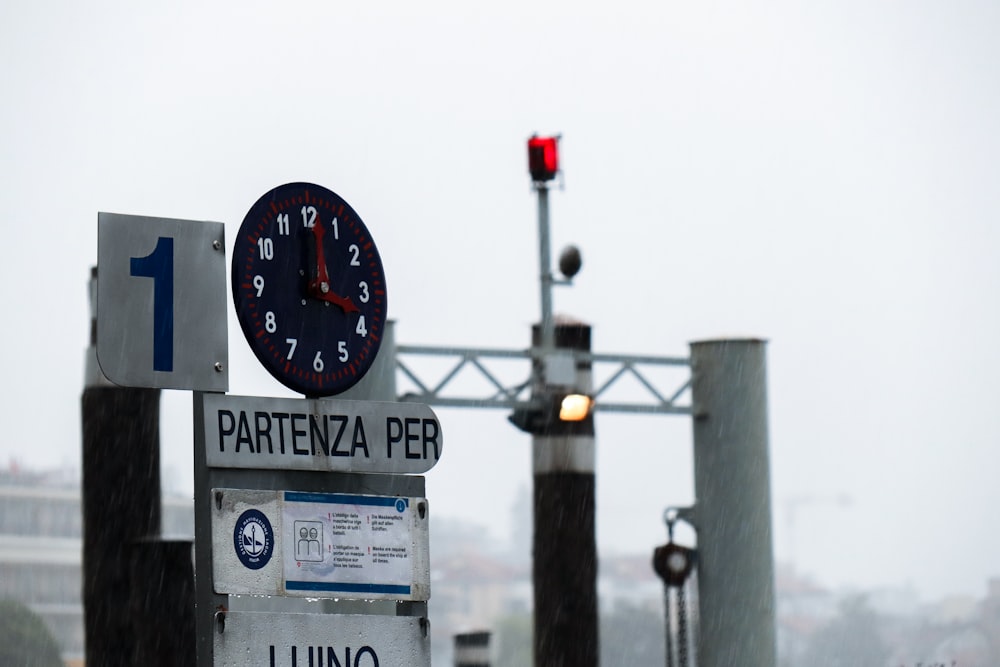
[
  {"x1": 395, "y1": 134, "x2": 777, "y2": 666},
  {"x1": 528, "y1": 134, "x2": 560, "y2": 352},
  {"x1": 521, "y1": 134, "x2": 599, "y2": 666}
]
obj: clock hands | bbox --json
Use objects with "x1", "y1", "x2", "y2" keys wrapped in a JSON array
[{"x1": 309, "y1": 218, "x2": 360, "y2": 314}]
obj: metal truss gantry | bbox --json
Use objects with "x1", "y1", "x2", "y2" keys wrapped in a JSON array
[{"x1": 394, "y1": 344, "x2": 693, "y2": 416}]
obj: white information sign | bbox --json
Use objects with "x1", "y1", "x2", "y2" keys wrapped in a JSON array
[
  {"x1": 214, "y1": 611, "x2": 430, "y2": 667},
  {"x1": 198, "y1": 393, "x2": 443, "y2": 474},
  {"x1": 212, "y1": 488, "x2": 430, "y2": 601},
  {"x1": 97, "y1": 212, "x2": 228, "y2": 391}
]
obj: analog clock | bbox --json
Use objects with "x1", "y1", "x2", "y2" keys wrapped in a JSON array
[{"x1": 232, "y1": 182, "x2": 387, "y2": 397}]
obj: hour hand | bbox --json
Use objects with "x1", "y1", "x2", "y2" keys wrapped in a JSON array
[
  {"x1": 308, "y1": 219, "x2": 360, "y2": 313},
  {"x1": 314, "y1": 285, "x2": 360, "y2": 313}
]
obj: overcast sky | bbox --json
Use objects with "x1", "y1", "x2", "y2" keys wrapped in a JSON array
[{"x1": 2, "y1": 0, "x2": 999, "y2": 601}]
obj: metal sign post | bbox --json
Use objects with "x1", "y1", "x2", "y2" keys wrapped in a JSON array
[{"x1": 193, "y1": 391, "x2": 438, "y2": 667}]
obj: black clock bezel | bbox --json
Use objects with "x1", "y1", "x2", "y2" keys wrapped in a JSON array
[{"x1": 231, "y1": 182, "x2": 387, "y2": 397}]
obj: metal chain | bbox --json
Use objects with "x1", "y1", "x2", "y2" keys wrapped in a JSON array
[
  {"x1": 664, "y1": 583, "x2": 675, "y2": 667},
  {"x1": 677, "y1": 582, "x2": 690, "y2": 667},
  {"x1": 663, "y1": 579, "x2": 693, "y2": 667}
]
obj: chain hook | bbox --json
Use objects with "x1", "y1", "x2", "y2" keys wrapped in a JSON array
[{"x1": 663, "y1": 506, "x2": 679, "y2": 543}]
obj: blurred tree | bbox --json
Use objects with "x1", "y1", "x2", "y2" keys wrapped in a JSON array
[
  {"x1": 800, "y1": 595, "x2": 890, "y2": 667},
  {"x1": 0, "y1": 598, "x2": 63, "y2": 667}
]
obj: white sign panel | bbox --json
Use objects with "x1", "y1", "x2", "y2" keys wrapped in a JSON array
[
  {"x1": 97, "y1": 212, "x2": 228, "y2": 391},
  {"x1": 215, "y1": 611, "x2": 430, "y2": 667},
  {"x1": 212, "y1": 488, "x2": 430, "y2": 601},
  {"x1": 199, "y1": 393, "x2": 443, "y2": 474}
]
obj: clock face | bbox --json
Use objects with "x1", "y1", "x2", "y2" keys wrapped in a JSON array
[{"x1": 232, "y1": 182, "x2": 387, "y2": 397}]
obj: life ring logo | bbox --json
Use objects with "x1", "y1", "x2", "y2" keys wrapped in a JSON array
[{"x1": 233, "y1": 509, "x2": 273, "y2": 570}]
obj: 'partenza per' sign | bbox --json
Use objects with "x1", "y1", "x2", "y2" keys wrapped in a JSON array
[{"x1": 197, "y1": 393, "x2": 443, "y2": 474}]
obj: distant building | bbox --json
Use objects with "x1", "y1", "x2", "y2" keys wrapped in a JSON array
[{"x1": 0, "y1": 463, "x2": 192, "y2": 665}]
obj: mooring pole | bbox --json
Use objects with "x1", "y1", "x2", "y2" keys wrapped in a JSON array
[
  {"x1": 82, "y1": 268, "x2": 162, "y2": 665},
  {"x1": 454, "y1": 630, "x2": 491, "y2": 667},
  {"x1": 689, "y1": 339, "x2": 777, "y2": 667},
  {"x1": 532, "y1": 322, "x2": 598, "y2": 667},
  {"x1": 83, "y1": 266, "x2": 194, "y2": 666}
]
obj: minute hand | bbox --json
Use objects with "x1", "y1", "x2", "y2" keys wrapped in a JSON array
[{"x1": 310, "y1": 219, "x2": 360, "y2": 314}]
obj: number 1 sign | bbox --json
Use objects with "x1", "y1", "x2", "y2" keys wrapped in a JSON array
[{"x1": 97, "y1": 212, "x2": 228, "y2": 392}]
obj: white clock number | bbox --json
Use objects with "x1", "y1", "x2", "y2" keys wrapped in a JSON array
[
  {"x1": 265, "y1": 311, "x2": 277, "y2": 333},
  {"x1": 338, "y1": 341, "x2": 348, "y2": 362},
  {"x1": 253, "y1": 275, "x2": 264, "y2": 297},
  {"x1": 358, "y1": 281, "x2": 370, "y2": 303},
  {"x1": 348, "y1": 244, "x2": 361, "y2": 266},
  {"x1": 277, "y1": 213, "x2": 289, "y2": 235},
  {"x1": 258, "y1": 237, "x2": 274, "y2": 261},
  {"x1": 301, "y1": 206, "x2": 317, "y2": 228},
  {"x1": 356, "y1": 316, "x2": 367, "y2": 337},
  {"x1": 313, "y1": 350, "x2": 325, "y2": 372},
  {"x1": 330, "y1": 217, "x2": 340, "y2": 239},
  {"x1": 285, "y1": 338, "x2": 297, "y2": 359}
]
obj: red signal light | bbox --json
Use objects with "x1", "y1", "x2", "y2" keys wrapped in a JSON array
[{"x1": 528, "y1": 135, "x2": 559, "y2": 182}]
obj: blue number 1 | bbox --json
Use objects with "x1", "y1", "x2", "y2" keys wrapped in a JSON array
[{"x1": 130, "y1": 237, "x2": 174, "y2": 372}]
